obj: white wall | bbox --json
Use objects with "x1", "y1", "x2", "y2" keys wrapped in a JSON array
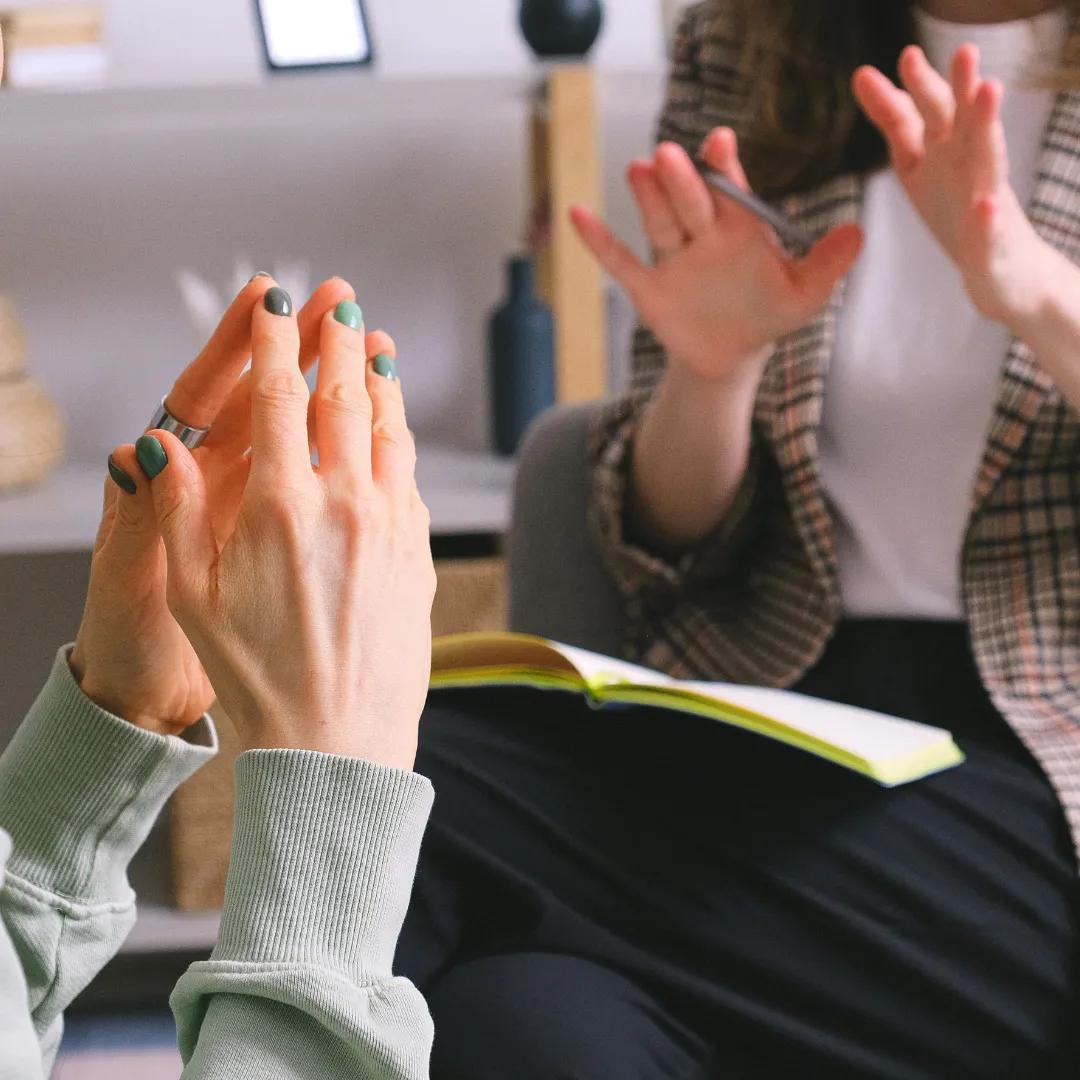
[
  {"x1": 0, "y1": 3, "x2": 667, "y2": 461},
  {"x1": 97, "y1": 0, "x2": 664, "y2": 87}
]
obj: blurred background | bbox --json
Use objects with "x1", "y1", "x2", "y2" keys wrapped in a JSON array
[{"x1": 0, "y1": 1, "x2": 683, "y2": 1076}]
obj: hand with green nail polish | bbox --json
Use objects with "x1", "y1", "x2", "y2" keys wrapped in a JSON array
[
  {"x1": 70, "y1": 276, "x2": 362, "y2": 736},
  {"x1": 137, "y1": 289, "x2": 433, "y2": 769}
]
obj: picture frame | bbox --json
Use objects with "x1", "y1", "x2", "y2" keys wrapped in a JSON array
[{"x1": 253, "y1": 0, "x2": 375, "y2": 73}]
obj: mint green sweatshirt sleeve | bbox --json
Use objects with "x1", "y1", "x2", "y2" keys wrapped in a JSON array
[
  {"x1": 0, "y1": 646, "x2": 217, "y2": 1077},
  {"x1": 0, "y1": 647, "x2": 436, "y2": 1078},
  {"x1": 171, "y1": 751, "x2": 436, "y2": 1077}
]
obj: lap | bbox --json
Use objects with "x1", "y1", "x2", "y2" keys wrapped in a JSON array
[
  {"x1": 427, "y1": 953, "x2": 714, "y2": 1080},
  {"x1": 399, "y1": 623, "x2": 1080, "y2": 1077}
]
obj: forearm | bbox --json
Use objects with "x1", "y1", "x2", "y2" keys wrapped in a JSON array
[
  {"x1": 631, "y1": 354, "x2": 766, "y2": 552},
  {"x1": 1008, "y1": 246, "x2": 1080, "y2": 413},
  {"x1": 172, "y1": 751, "x2": 434, "y2": 1079},
  {"x1": 0, "y1": 648, "x2": 216, "y2": 1074}
]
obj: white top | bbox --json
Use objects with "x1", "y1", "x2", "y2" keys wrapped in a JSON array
[{"x1": 819, "y1": 6, "x2": 1068, "y2": 619}]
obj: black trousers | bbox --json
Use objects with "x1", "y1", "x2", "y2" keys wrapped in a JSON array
[{"x1": 396, "y1": 621, "x2": 1080, "y2": 1079}]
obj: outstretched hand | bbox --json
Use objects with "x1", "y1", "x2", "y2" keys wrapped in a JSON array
[
  {"x1": 137, "y1": 287, "x2": 434, "y2": 770},
  {"x1": 570, "y1": 129, "x2": 863, "y2": 385},
  {"x1": 69, "y1": 277, "x2": 390, "y2": 736},
  {"x1": 853, "y1": 43, "x2": 1051, "y2": 324}
]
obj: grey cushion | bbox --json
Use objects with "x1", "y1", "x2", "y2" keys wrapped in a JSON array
[{"x1": 507, "y1": 404, "x2": 625, "y2": 656}]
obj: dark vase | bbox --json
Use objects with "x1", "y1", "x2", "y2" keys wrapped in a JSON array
[
  {"x1": 489, "y1": 257, "x2": 556, "y2": 457},
  {"x1": 519, "y1": 0, "x2": 604, "y2": 59}
]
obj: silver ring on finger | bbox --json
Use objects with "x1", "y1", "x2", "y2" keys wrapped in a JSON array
[{"x1": 146, "y1": 398, "x2": 212, "y2": 450}]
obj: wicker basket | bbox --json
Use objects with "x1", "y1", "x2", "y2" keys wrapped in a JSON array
[
  {"x1": 0, "y1": 376, "x2": 66, "y2": 491},
  {"x1": 0, "y1": 298, "x2": 28, "y2": 381}
]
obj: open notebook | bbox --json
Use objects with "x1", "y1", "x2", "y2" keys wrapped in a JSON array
[{"x1": 430, "y1": 633, "x2": 965, "y2": 787}]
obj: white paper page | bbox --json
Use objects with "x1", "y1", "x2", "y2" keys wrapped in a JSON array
[
  {"x1": 555, "y1": 643, "x2": 675, "y2": 690},
  {"x1": 679, "y1": 680, "x2": 951, "y2": 759}
]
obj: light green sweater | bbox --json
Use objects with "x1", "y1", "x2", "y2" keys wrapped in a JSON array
[{"x1": 0, "y1": 647, "x2": 435, "y2": 1078}]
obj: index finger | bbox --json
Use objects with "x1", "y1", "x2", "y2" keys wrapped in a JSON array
[{"x1": 163, "y1": 275, "x2": 268, "y2": 431}]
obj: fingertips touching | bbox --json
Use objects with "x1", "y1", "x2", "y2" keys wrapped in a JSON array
[
  {"x1": 108, "y1": 450, "x2": 138, "y2": 496},
  {"x1": 106, "y1": 443, "x2": 160, "y2": 540},
  {"x1": 365, "y1": 329, "x2": 397, "y2": 361}
]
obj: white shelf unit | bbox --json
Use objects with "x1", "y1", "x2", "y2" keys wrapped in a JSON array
[
  {"x1": 0, "y1": 446, "x2": 515, "y2": 555},
  {"x1": 122, "y1": 904, "x2": 221, "y2": 955}
]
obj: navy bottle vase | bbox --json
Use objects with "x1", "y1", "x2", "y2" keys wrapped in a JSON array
[
  {"x1": 519, "y1": 0, "x2": 604, "y2": 59},
  {"x1": 489, "y1": 257, "x2": 556, "y2": 457}
]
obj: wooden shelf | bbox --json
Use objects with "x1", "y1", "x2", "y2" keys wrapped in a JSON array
[
  {"x1": 0, "y1": 446, "x2": 516, "y2": 555},
  {"x1": 0, "y1": 68, "x2": 666, "y2": 133}
]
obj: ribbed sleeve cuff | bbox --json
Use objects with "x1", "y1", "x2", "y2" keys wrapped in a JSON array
[
  {"x1": 213, "y1": 751, "x2": 434, "y2": 983},
  {"x1": 0, "y1": 646, "x2": 217, "y2": 900}
]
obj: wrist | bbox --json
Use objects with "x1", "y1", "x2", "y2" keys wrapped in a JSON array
[
  {"x1": 67, "y1": 651, "x2": 184, "y2": 738},
  {"x1": 662, "y1": 350, "x2": 766, "y2": 413},
  {"x1": 1000, "y1": 241, "x2": 1066, "y2": 341}
]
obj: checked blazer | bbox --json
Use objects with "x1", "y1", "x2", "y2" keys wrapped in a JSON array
[{"x1": 589, "y1": 2, "x2": 1080, "y2": 858}]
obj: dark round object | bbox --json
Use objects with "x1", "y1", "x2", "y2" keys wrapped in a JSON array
[{"x1": 519, "y1": 0, "x2": 604, "y2": 59}]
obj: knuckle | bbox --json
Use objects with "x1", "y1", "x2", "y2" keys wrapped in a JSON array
[
  {"x1": 317, "y1": 380, "x2": 373, "y2": 421},
  {"x1": 411, "y1": 493, "x2": 432, "y2": 533},
  {"x1": 373, "y1": 417, "x2": 417, "y2": 463},
  {"x1": 254, "y1": 369, "x2": 308, "y2": 410},
  {"x1": 329, "y1": 487, "x2": 385, "y2": 537}
]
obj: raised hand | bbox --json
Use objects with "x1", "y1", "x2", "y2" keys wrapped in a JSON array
[
  {"x1": 68, "y1": 277, "x2": 383, "y2": 736},
  {"x1": 853, "y1": 44, "x2": 1049, "y2": 324},
  {"x1": 137, "y1": 288, "x2": 435, "y2": 770},
  {"x1": 570, "y1": 130, "x2": 863, "y2": 384}
]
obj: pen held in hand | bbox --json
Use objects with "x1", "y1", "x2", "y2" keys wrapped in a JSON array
[{"x1": 701, "y1": 169, "x2": 813, "y2": 254}]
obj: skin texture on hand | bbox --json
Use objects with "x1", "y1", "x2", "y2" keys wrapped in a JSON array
[
  {"x1": 68, "y1": 276, "x2": 389, "y2": 737},
  {"x1": 852, "y1": 43, "x2": 1053, "y2": 327},
  {"x1": 136, "y1": 285, "x2": 434, "y2": 770},
  {"x1": 569, "y1": 130, "x2": 862, "y2": 552},
  {"x1": 570, "y1": 129, "x2": 863, "y2": 384}
]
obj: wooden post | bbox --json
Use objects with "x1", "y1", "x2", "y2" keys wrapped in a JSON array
[{"x1": 530, "y1": 66, "x2": 608, "y2": 402}]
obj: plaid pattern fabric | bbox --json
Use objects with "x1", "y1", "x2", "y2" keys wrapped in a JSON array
[{"x1": 589, "y1": 2, "x2": 1080, "y2": 858}]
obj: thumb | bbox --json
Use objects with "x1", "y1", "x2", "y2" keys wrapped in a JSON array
[
  {"x1": 100, "y1": 443, "x2": 160, "y2": 560},
  {"x1": 789, "y1": 223, "x2": 864, "y2": 312},
  {"x1": 135, "y1": 431, "x2": 217, "y2": 600}
]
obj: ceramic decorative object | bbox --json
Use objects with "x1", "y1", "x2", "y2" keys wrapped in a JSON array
[
  {"x1": 488, "y1": 256, "x2": 556, "y2": 456},
  {"x1": 519, "y1": 0, "x2": 604, "y2": 59},
  {"x1": 0, "y1": 297, "x2": 65, "y2": 491}
]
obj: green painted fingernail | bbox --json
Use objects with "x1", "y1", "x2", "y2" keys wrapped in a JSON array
[
  {"x1": 249, "y1": 271, "x2": 271, "y2": 282},
  {"x1": 373, "y1": 353, "x2": 397, "y2": 381},
  {"x1": 264, "y1": 286, "x2": 293, "y2": 317},
  {"x1": 107, "y1": 455, "x2": 137, "y2": 495},
  {"x1": 333, "y1": 299, "x2": 364, "y2": 331},
  {"x1": 135, "y1": 435, "x2": 168, "y2": 479}
]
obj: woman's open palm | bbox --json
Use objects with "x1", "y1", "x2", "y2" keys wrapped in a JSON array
[
  {"x1": 571, "y1": 129, "x2": 863, "y2": 383},
  {"x1": 853, "y1": 44, "x2": 1044, "y2": 322}
]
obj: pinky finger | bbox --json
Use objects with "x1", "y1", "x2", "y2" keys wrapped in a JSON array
[{"x1": 366, "y1": 350, "x2": 416, "y2": 497}]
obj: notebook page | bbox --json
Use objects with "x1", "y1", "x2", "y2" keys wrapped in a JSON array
[
  {"x1": 556, "y1": 644, "x2": 675, "y2": 691},
  {"x1": 678, "y1": 680, "x2": 952, "y2": 759}
]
